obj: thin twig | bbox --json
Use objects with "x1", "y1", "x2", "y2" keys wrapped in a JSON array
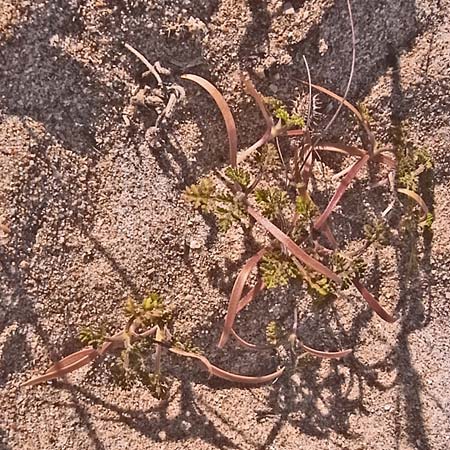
[
  {"x1": 303, "y1": 55, "x2": 313, "y2": 131},
  {"x1": 124, "y1": 43, "x2": 163, "y2": 87}
]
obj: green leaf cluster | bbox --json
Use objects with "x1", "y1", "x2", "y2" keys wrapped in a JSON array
[
  {"x1": 306, "y1": 274, "x2": 334, "y2": 298},
  {"x1": 397, "y1": 146, "x2": 433, "y2": 192},
  {"x1": 184, "y1": 178, "x2": 216, "y2": 212},
  {"x1": 295, "y1": 195, "x2": 317, "y2": 221},
  {"x1": 184, "y1": 178, "x2": 247, "y2": 231},
  {"x1": 266, "y1": 321, "x2": 281, "y2": 345},
  {"x1": 259, "y1": 251, "x2": 299, "y2": 289},
  {"x1": 332, "y1": 253, "x2": 366, "y2": 289},
  {"x1": 255, "y1": 187, "x2": 288, "y2": 220},
  {"x1": 265, "y1": 97, "x2": 305, "y2": 128},
  {"x1": 224, "y1": 167, "x2": 251, "y2": 189},
  {"x1": 364, "y1": 218, "x2": 390, "y2": 246},
  {"x1": 419, "y1": 212, "x2": 434, "y2": 229},
  {"x1": 124, "y1": 294, "x2": 171, "y2": 328},
  {"x1": 79, "y1": 325, "x2": 106, "y2": 349}
]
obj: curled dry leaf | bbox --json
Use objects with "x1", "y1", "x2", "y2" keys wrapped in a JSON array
[
  {"x1": 318, "y1": 143, "x2": 396, "y2": 168},
  {"x1": 169, "y1": 346, "x2": 284, "y2": 384},
  {"x1": 22, "y1": 348, "x2": 100, "y2": 387},
  {"x1": 182, "y1": 74, "x2": 238, "y2": 167},
  {"x1": 218, "y1": 248, "x2": 268, "y2": 348},
  {"x1": 353, "y1": 278, "x2": 396, "y2": 323},
  {"x1": 230, "y1": 329, "x2": 273, "y2": 351}
]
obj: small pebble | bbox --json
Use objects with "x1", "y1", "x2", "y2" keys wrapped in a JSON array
[
  {"x1": 189, "y1": 238, "x2": 202, "y2": 249},
  {"x1": 283, "y1": 2, "x2": 295, "y2": 15},
  {"x1": 158, "y1": 430, "x2": 166, "y2": 441}
]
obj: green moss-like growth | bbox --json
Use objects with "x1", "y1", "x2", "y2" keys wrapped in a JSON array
[
  {"x1": 255, "y1": 187, "x2": 288, "y2": 220},
  {"x1": 259, "y1": 250, "x2": 299, "y2": 289}
]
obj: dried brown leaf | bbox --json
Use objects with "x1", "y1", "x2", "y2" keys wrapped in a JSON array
[
  {"x1": 169, "y1": 346, "x2": 284, "y2": 384},
  {"x1": 353, "y1": 279, "x2": 396, "y2": 323},
  {"x1": 182, "y1": 74, "x2": 238, "y2": 167},
  {"x1": 397, "y1": 188, "x2": 429, "y2": 222},
  {"x1": 247, "y1": 206, "x2": 341, "y2": 283},
  {"x1": 300, "y1": 342, "x2": 352, "y2": 359},
  {"x1": 218, "y1": 249, "x2": 268, "y2": 348},
  {"x1": 314, "y1": 155, "x2": 370, "y2": 230},
  {"x1": 22, "y1": 348, "x2": 99, "y2": 387}
]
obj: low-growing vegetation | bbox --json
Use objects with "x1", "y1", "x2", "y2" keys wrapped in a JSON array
[{"x1": 22, "y1": 1, "x2": 432, "y2": 399}]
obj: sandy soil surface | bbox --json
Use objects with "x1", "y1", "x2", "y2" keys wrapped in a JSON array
[{"x1": 1, "y1": 1, "x2": 449, "y2": 449}]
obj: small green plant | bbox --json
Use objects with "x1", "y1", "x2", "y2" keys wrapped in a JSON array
[
  {"x1": 24, "y1": 14, "x2": 433, "y2": 399},
  {"x1": 259, "y1": 250, "x2": 299, "y2": 288},
  {"x1": 364, "y1": 218, "x2": 390, "y2": 246},
  {"x1": 265, "y1": 96, "x2": 305, "y2": 128},
  {"x1": 266, "y1": 321, "x2": 282, "y2": 345},
  {"x1": 184, "y1": 175, "x2": 248, "y2": 231},
  {"x1": 255, "y1": 187, "x2": 289, "y2": 220},
  {"x1": 24, "y1": 292, "x2": 284, "y2": 392}
]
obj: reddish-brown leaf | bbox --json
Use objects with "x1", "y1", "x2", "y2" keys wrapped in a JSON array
[
  {"x1": 22, "y1": 348, "x2": 99, "y2": 387},
  {"x1": 230, "y1": 329, "x2": 272, "y2": 351},
  {"x1": 353, "y1": 279, "x2": 396, "y2": 323},
  {"x1": 286, "y1": 129, "x2": 305, "y2": 137},
  {"x1": 247, "y1": 206, "x2": 341, "y2": 284},
  {"x1": 237, "y1": 75, "x2": 274, "y2": 163},
  {"x1": 218, "y1": 249, "x2": 268, "y2": 348},
  {"x1": 314, "y1": 154, "x2": 370, "y2": 230},
  {"x1": 321, "y1": 222, "x2": 338, "y2": 249},
  {"x1": 182, "y1": 74, "x2": 238, "y2": 167},
  {"x1": 318, "y1": 143, "x2": 396, "y2": 168},
  {"x1": 237, "y1": 278, "x2": 265, "y2": 313},
  {"x1": 169, "y1": 346, "x2": 284, "y2": 384}
]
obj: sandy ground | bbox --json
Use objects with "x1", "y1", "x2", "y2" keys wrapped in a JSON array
[{"x1": 1, "y1": 1, "x2": 449, "y2": 449}]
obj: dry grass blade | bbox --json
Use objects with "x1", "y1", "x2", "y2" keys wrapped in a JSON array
[
  {"x1": 182, "y1": 74, "x2": 238, "y2": 167},
  {"x1": 286, "y1": 129, "x2": 305, "y2": 137},
  {"x1": 299, "y1": 342, "x2": 352, "y2": 359},
  {"x1": 314, "y1": 154, "x2": 370, "y2": 230},
  {"x1": 247, "y1": 206, "x2": 341, "y2": 284},
  {"x1": 230, "y1": 329, "x2": 273, "y2": 351},
  {"x1": 353, "y1": 279, "x2": 396, "y2": 323},
  {"x1": 304, "y1": 81, "x2": 364, "y2": 125},
  {"x1": 169, "y1": 347, "x2": 284, "y2": 384},
  {"x1": 237, "y1": 75, "x2": 274, "y2": 163},
  {"x1": 321, "y1": 222, "x2": 338, "y2": 249},
  {"x1": 318, "y1": 143, "x2": 396, "y2": 167},
  {"x1": 44, "y1": 348, "x2": 99, "y2": 374},
  {"x1": 397, "y1": 188, "x2": 429, "y2": 222},
  {"x1": 218, "y1": 249, "x2": 268, "y2": 348},
  {"x1": 237, "y1": 278, "x2": 265, "y2": 313},
  {"x1": 22, "y1": 348, "x2": 99, "y2": 387}
]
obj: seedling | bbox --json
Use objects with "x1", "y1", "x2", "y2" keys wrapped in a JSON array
[{"x1": 23, "y1": 293, "x2": 284, "y2": 394}]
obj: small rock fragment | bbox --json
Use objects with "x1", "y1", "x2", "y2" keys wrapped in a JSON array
[{"x1": 283, "y1": 2, "x2": 295, "y2": 15}]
